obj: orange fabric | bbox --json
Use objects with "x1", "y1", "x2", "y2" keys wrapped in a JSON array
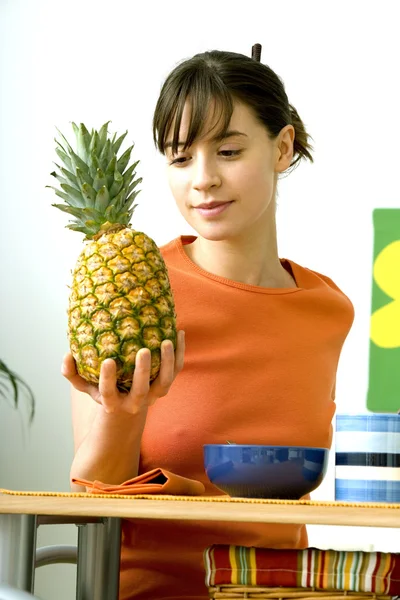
[
  {"x1": 119, "y1": 236, "x2": 355, "y2": 600},
  {"x1": 71, "y1": 468, "x2": 205, "y2": 496}
]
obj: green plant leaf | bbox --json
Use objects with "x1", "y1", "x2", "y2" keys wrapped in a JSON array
[
  {"x1": 0, "y1": 359, "x2": 35, "y2": 423},
  {"x1": 51, "y1": 203, "x2": 84, "y2": 218},
  {"x1": 75, "y1": 167, "x2": 94, "y2": 188},
  {"x1": 124, "y1": 190, "x2": 140, "y2": 207},
  {"x1": 92, "y1": 168, "x2": 107, "y2": 193},
  {"x1": 55, "y1": 127, "x2": 74, "y2": 154},
  {"x1": 109, "y1": 170, "x2": 124, "y2": 197},
  {"x1": 99, "y1": 139, "x2": 112, "y2": 171},
  {"x1": 73, "y1": 122, "x2": 91, "y2": 162},
  {"x1": 126, "y1": 177, "x2": 142, "y2": 196},
  {"x1": 47, "y1": 186, "x2": 73, "y2": 204},
  {"x1": 112, "y1": 131, "x2": 127, "y2": 155},
  {"x1": 78, "y1": 182, "x2": 96, "y2": 207},
  {"x1": 117, "y1": 145, "x2": 134, "y2": 175},
  {"x1": 55, "y1": 148, "x2": 74, "y2": 173},
  {"x1": 95, "y1": 185, "x2": 110, "y2": 212},
  {"x1": 50, "y1": 171, "x2": 69, "y2": 188},
  {"x1": 98, "y1": 121, "x2": 111, "y2": 155},
  {"x1": 105, "y1": 156, "x2": 117, "y2": 188},
  {"x1": 69, "y1": 148, "x2": 91, "y2": 175},
  {"x1": 89, "y1": 153, "x2": 100, "y2": 179},
  {"x1": 59, "y1": 166, "x2": 80, "y2": 188},
  {"x1": 112, "y1": 186, "x2": 128, "y2": 212},
  {"x1": 89, "y1": 131, "x2": 99, "y2": 156},
  {"x1": 60, "y1": 183, "x2": 86, "y2": 207},
  {"x1": 122, "y1": 161, "x2": 140, "y2": 184}
]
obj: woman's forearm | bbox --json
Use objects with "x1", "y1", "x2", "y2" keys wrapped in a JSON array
[{"x1": 70, "y1": 405, "x2": 148, "y2": 492}]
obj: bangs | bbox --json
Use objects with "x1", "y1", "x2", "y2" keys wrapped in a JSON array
[{"x1": 153, "y1": 63, "x2": 234, "y2": 155}]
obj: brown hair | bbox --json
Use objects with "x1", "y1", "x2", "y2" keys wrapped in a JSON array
[{"x1": 152, "y1": 49, "x2": 314, "y2": 175}]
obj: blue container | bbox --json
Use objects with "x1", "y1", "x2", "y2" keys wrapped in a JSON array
[
  {"x1": 203, "y1": 445, "x2": 329, "y2": 499},
  {"x1": 335, "y1": 414, "x2": 400, "y2": 503}
]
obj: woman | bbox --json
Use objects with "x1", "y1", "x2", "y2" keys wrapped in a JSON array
[{"x1": 64, "y1": 48, "x2": 354, "y2": 599}]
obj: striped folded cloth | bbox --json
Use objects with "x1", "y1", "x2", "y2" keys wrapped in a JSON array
[{"x1": 204, "y1": 546, "x2": 400, "y2": 595}]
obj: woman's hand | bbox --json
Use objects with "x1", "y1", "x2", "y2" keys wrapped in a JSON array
[{"x1": 61, "y1": 330, "x2": 185, "y2": 414}]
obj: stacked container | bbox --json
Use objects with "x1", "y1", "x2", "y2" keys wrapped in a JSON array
[{"x1": 335, "y1": 414, "x2": 400, "y2": 503}]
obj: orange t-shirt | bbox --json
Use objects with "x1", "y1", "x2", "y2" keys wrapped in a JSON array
[{"x1": 119, "y1": 236, "x2": 354, "y2": 600}]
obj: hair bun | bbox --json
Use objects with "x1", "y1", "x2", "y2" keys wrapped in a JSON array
[{"x1": 251, "y1": 44, "x2": 262, "y2": 62}]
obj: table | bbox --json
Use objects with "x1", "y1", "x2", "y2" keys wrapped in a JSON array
[{"x1": 1, "y1": 493, "x2": 400, "y2": 599}]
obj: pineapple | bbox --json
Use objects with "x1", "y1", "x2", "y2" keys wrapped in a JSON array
[{"x1": 48, "y1": 122, "x2": 177, "y2": 391}]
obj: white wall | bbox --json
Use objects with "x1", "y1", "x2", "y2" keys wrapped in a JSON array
[{"x1": 1, "y1": 0, "x2": 399, "y2": 598}]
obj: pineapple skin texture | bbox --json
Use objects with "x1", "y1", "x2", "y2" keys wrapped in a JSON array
[{"x1": 68, "y1": 227, "x2": 177, "y2": 392}]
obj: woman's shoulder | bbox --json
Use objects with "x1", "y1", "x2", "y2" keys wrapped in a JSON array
[
  {"x1": 158, "y1": 235, "x2": 195, "y2": 267},
  {"x1": 286, "y1": 258, "x2": 348, "y2": 294},
  {"x1": 159, "y1": 235, "x2": 193, "y2": 252},
  {"x1": 288, "y1": 259, "x2": 355, "y2": 323}
]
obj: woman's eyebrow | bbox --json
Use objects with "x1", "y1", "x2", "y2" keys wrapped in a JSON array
[{"x1": 164, "y1": 130, "x2": 248, "y2": 150}]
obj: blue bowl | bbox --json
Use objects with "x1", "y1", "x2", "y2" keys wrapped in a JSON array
[{"x1": 203, "y1": 445, "x2": 329, "y2": 499}]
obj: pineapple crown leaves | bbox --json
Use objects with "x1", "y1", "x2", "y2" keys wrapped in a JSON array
[{"x1": 47, "y1": 122, "x2": 142, "y2": 239}]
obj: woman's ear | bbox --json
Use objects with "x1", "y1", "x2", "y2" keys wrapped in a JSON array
[{"x1": 275, "y1": 125, "x2": 295, "y2": 173}]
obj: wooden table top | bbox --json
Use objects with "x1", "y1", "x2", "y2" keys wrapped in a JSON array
[{"x1": 1, "y1": 493, "x2": 400, "y2": 528}]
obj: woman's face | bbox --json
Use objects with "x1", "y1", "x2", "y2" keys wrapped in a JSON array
[{"x1": 164, "y1": 100, "x2": 294, "y2": 242}]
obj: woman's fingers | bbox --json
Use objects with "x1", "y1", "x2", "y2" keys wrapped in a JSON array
[
  {"x1": 174, "y1": 330, "x2": 185, "y2": 376},
  {"x1": 158, "y1": 340, "x2": 176, "y2": 390},
  {"x1": 61, "y1": 352, "x2": 79, "y2": 382},
  {"x1": 61, "y1": 353, "x2": 97, "y2": 396},
  {"x1": 126, "y1": 348, "x2": 151, "y2": 411},
  {"x1": 98, "y1": 359, "x2": 120, "y2": 413},
  {"x1": 62, "y1": 330, "x2": 185, "y2": 412},
  {"x1": 148, "y1": 331, "x2": 185, "y2": 406}
]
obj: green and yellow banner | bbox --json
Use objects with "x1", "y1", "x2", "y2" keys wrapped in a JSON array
[{"x1": 367, "y1": 208, "x2": 400, "y2": 413}]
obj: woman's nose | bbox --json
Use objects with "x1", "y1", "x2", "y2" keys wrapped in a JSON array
[{"x1": 192, "y1": 158, "x2": 221, "y2": 191}]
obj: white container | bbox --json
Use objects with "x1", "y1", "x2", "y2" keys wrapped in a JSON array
[{"x1": 335, "y1": 414, "x2": 400, "y2": 503}]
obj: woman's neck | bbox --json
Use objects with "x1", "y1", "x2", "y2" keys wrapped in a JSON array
[{"x1": 183, "y1": 214, "x2": 297, "y2": 289}]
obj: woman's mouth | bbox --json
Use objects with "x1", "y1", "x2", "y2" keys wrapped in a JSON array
[{"x1": 194, "y1": 201, "x2": 234, "y2": 218}]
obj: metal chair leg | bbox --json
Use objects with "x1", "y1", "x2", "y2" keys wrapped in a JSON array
[
  {"x1": 0, "y1": 514, "x2": 121, "y2": 599},
  {"x1": 0, "y1": 515, "x2": 37, "y2": 593},
  {"x1": 76, "y1": 517, "x2": 121, "y2": 600}
]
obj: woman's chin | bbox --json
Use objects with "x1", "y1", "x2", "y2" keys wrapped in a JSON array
[{"x1": 189, "y1": 222, "x2": 241, "y2": 243}]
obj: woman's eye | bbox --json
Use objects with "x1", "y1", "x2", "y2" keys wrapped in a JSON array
[
  {"x1": 169, "y1": 149, "x2": 242, "y2": 165},
  {"x1": 219, "y1": 149, "x2": 242, "y2": 158},
  {"x1": 170, "y1": 156, "x2": 189, "y2": 165}
]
